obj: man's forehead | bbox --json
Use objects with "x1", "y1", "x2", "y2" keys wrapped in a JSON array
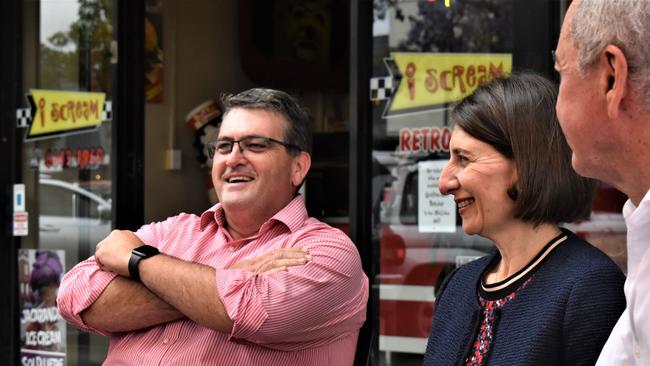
[
  {"x1": 555, "y1": 11, "x2": 577, "y2": 65},
  {"x1": 219, "y1": 108, "x2": 286, "y2": 137}
]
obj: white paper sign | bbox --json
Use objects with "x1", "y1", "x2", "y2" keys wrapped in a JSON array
[
  {"x1": 418, "y1": 160, "x2": 456, "y2": 232},
  {"x1": 13, "y1": 212, "x2": 28, "y2": 236}
]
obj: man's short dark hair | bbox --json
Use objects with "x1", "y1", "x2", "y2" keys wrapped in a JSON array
[
  {"x1": 450, "y1": 73, "x2": 595, "y2": 225},
  {"x1": 221, "y1": 88, "x2": 312, "y2": 155}
]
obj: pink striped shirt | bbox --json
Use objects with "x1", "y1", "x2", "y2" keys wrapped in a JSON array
[{"x1": 57, "y1": 195, "x2": 368, "y2": 365}]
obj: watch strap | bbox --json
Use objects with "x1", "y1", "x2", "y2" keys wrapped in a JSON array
[
  {"x1": 128, "y1": 252, "x2": 143, "y2": 282},
  {"x1": 128, "y1": 245, "x2": 160, "y2": 282}
]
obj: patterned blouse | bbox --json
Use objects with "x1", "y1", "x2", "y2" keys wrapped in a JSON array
[{"x1": 464, "y1": 233, "x2": 566, "y2": 366}]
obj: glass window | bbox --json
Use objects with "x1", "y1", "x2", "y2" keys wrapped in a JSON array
[
  {"x1": 369, "y1": 1, "x2": 626, "y2": 364},
  {"x1": 370, "y1": 1, "x2": 517, "y2": 364},
  {"x1": 19, "y1": 1, "x2": 116, "y2": 365},
  {"x1": 40, "y1": 185, "x2": 75, "y2": 217}
]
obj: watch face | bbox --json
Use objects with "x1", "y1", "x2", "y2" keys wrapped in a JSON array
[{"x1": 133, "y1": 245, "x2": 159, "y2": 257}]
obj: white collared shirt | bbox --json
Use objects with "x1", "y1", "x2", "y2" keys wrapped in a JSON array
[{"x1": 596, "y1": 189, "x2": 650, "y2": 366}]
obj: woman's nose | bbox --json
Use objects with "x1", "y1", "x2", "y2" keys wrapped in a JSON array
[{"x1": 438, "y1": 164, "x2": 459, "y2": 195}]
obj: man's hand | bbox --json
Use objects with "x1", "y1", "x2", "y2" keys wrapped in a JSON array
[
  {"x1": 95, "y1": 230, "x2": 144, "y2": 277},
  {"x1": 230, "y1": 248, "x2": 312, "y2": 273}
]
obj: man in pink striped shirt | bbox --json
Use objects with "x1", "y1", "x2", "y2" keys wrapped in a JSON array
[{"x1": 57, "y1": 88, "x2": 369, "y2": 365}]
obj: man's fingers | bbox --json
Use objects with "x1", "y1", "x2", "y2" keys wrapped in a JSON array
[
  {"x1": 269, "y1": 248, "x2": 311, "y2": 260},
  {"x1": 259, "y1": 257, "x2": 310, "y2": 273},
  {"x1": 230, "y1": 248, "x2": 312, "y2": 272}
]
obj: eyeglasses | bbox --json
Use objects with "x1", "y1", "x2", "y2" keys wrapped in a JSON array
[{"x1": 207, "y1": 136, "x2": 302, "y2": 158}]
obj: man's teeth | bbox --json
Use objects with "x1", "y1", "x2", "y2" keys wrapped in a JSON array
[
  {"x1": 458, "y1": 198, "x2": 475, "y2": 208},
  {"x1": 228, "y1": 176, "x2": 253, "y2": 183}
]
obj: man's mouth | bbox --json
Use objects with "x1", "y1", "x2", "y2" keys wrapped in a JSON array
[
  {"x1": 226, "y1": 176, "x2": 253, "y2": 183},
  {"x1": 457, "y1": 198, "x2": 475, "y2": 209}
]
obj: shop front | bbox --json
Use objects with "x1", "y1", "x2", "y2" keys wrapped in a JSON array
[
  {"x1": 1, "y1": 1, "x2": 144, "y2": 364},
  {"x1": 0, "y1": 1, "x2": 629, "y2": 365},
  {"x1": 364, "y1": 1, "x2": 627, "y2": 364}
]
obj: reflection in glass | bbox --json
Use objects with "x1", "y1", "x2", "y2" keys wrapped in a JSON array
[
  {"x1": 371, "y1": 1, "x2": 513, "y2": 364},
  {"x1": 21, "y1": 1, "x2": 116, "y2": 364}
]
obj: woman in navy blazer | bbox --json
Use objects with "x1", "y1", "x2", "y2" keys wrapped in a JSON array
[{"x1": 423, "y1": 73, "x2": 625, "y2": 366}]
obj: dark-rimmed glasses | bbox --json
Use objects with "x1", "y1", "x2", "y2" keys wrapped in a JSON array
[{"x1": 207, "y1": 136, "x2": 302, "y2": 158}]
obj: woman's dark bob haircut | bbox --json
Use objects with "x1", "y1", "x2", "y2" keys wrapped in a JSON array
[{"x1": 450, "y1": 72, "x2": 595, "y2": 226}]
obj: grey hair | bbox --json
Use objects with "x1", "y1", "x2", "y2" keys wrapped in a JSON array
[
  {"x1": 569, "y1": 0, "x2": 650, "y2": 108},
  {"x1": 221, "y1": 88, "x2": 312, "y2": 155}
]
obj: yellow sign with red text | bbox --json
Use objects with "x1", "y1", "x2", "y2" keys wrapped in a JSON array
[
  {"x1": 388, "y1": 53, "x2": 512, "y2": 116},
  {"x1": 26, "y1": 89, "x2": 106, "y2": 140}
]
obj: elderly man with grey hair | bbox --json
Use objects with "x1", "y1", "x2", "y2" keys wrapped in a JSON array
[{"x1": 555, "y1": 0, "x2": 650, "y2": 364}]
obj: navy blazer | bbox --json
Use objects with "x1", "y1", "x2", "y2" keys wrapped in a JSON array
[{"x1": 423, "y1": 230, "x2": 626, "y2": 366}]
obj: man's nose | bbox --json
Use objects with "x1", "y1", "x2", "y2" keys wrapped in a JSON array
[
  {"x1": 225, "y1": 143, "x2": 246, "y2": 165},
  {"x1": 438, "y1": 164, "x2": 459, "y2": 195}
]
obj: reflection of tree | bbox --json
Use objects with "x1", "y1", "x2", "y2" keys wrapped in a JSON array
[
  {"x1": 40, "y1": 0, "x2": 113, "y2": 94},
  {"x1": 384, "y1": 0, "x2": 513, "y2": 53}
]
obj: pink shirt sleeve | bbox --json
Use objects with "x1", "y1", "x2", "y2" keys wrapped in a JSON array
[
  {"x1": 216, "y1": 226, "x2": 369, "y2": 351},
  {"x1": 56, "y1": 257, "x2": 118, "y2": 336},
  {"x1": 57, "y1": 216, "x2": 179, "y2": 336},
  {"x1": 134, "y1": 215, "x2": 183, "y2": 247}
]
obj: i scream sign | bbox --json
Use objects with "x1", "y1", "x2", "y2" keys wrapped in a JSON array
[
  {"x1": 25, "y1": 89, "x2": 107, "y2": 140},
  {"x1": 386, "y1": 52, "x2": 512, "y2": 117}
]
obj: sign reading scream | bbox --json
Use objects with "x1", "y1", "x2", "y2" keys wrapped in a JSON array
[
  {"x1": 26, "y1": 89, "x2": 106, "y2": 140},
  {"x1": 388, "y1": 53, "x2": 512, "y2": 116}
]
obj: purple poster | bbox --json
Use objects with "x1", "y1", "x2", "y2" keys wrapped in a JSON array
[{"x1": 19, "y1": 249, "x2": 66, "y2": 365}]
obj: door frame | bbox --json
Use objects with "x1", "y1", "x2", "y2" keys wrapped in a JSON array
[
  {"x1": 0, "y1": 0, "x2": 22, "y2": 363},
  {"x1": 114, "y1": 0, "x2": 145, "y2": 231}
]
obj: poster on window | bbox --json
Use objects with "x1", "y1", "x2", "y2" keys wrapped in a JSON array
[
  {"x1": 145, "y1": 0, "x2": 164, "y2": 102},
  {"x1": 19, "y1": 249, "x2": 66, "y2": 365},
  {"x1": 418, "y1": 160, "x2": 456, "y2": 232}
]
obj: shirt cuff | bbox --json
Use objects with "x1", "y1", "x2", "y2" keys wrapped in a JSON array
[{"x1": 216, "y1": 268, "x2": 268, "y2": 340}]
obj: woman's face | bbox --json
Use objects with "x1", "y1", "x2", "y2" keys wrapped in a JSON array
[{"x1": 439, "y1": 126, "x2": 518, "y2": 239}]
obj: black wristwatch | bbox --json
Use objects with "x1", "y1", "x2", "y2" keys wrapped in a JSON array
[{"x1": 128, "y1": 245, "x2": 160, "y2": 282}]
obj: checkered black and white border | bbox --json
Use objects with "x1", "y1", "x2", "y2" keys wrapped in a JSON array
[
  {"x1": 370, "y1": 76, "x2": 394, "y2": 101},
  {"x1": 102, "y1": 101, "x2": 113, "y2": 121},
  {"x1": 16, "y1": 108, "x2": 31, "y2": 128}
]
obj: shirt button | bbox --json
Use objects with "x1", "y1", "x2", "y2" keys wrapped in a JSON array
[
  {"x1": 635, "y1": 343, "x2": 641, "y2": 357},
  {"x1": 229, "y1": 247, "x2": 235, "y2": 252},
  {"x1": 163, "y1": 338, "x2": 170, "y2": 344}
]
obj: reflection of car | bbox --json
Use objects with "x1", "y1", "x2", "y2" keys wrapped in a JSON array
[
  {"x1": 376, "y1": 158, "x2": 491, "y2": 355},
  {"x1": 38, "y1": 177, "x2": 112, "y2": 267}
]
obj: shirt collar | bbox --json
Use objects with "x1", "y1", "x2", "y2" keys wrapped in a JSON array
[
  {"x1": 623, "y1": 188, "x2": 650, "y2": 221},
  {"x1": 198, "y1": 194, "x2": 308, "y2": 233},
  {"x1": 622, "y1": 188, "x2": 650, "y2": 275}
]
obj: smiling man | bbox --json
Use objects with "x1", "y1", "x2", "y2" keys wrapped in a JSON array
[
  {"x1": 555, "y1": 1, "x2": 650, "y2": 364},
  {"x1": 57, "y1": 88, "x2": 368, "y2": 365}
]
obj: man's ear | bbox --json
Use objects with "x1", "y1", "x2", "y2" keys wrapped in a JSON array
[
  {"x1": 603, "y1": 44, "x2": 629, "y2": 120},
  {"x1": 291, "y1": 152, "x2": 311, "y2": 187}
]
